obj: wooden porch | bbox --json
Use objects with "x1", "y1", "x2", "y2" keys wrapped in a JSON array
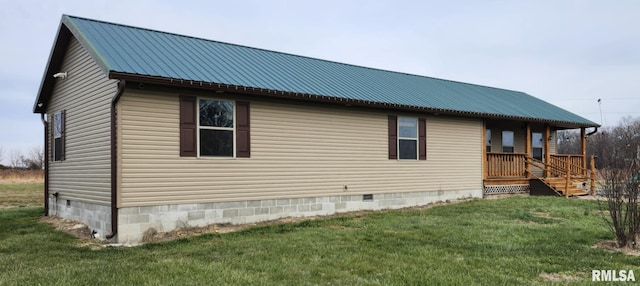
[
  {"x1": 482, "y1": 121, "x2": 596, "y2": 197},
  {"x1": 484, "y1": 153, "x2": 596, "y2": 197}
]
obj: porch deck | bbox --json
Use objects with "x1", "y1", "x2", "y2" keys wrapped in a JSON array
[{"x1": 484, "y1": 153, "x2": 595, "y2": 197}]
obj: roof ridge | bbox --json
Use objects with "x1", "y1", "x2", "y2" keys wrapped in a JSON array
[{"x1": 63, "y1": 14, "x2": 525, "y2": 95}]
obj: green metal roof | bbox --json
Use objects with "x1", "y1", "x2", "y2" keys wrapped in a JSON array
[{"x1": 35, "y1": 15, "x2": 599, "y2": 128}]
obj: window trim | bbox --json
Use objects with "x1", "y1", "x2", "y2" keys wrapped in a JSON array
[
  {"x1": 52, "y1": 110, "x2": 65, "y2": 162},
  {"x1": 486, "y1": 129, "x2": 492, "y2": 153},
  {"x1": 196, "y1": 98, "x2": 236, "y2": 158},
  {"x1": 502, "y1": 130, "x2": 514, "y2": 153},
  {"x1": 532, "y1": 132, "x2": 543, "y2": 160},
  {"x1": 397, "y1": 116, "x2": 418, "y2": 160}
]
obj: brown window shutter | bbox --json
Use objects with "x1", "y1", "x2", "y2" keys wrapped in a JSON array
[
  {"x1": 236, "y1": 101, "x2": 250, "y2": 158},
  {"x1": 50, "y1": 113, "x2": 54, "y2": 161},
  {"x1": 179, "y1": 95, "x2": 197, "y2": 157},
  {"x1": 61, "y1": 110, "x2": 66, "y2": 161},
  {"x1": 418, "y1": 118, "x2": 426, "y2": 160},
  {"x1": 388, "y1": 115, "x2": 397, "y2": 159}
]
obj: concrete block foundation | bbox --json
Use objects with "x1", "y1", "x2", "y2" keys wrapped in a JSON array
[
  {"x1": 117, "y1": 189, "x2": 482, "y2": 244},
  {"x1": 48, "y1": 197, "x2": 111, "y2": 239}
]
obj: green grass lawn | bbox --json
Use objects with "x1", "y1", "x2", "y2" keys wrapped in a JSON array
[{"x1": 1, "y1": 197, "x2": 637, "y2": 285}]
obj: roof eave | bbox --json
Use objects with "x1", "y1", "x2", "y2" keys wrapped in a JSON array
[
  {"x1": 33, "y1": 19, "x2": 72, "y2": 114},
  {"x1": 33, "y1": 15, "x2": 113, "y2": 114},
  {"x1": 109, "y1": 72, "x2": 600, "y2": 129}
]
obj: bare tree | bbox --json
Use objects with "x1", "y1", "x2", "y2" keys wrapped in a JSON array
[
  {"x1": 9, "y1": 150, "x2": 24, "y2": 169},
  {"x1": 598, "y1": 118, "x2": 640, "y2": 248},
  {"x1": 23, "y1": 146, "x2": 44, "y2": 170},
  {"x1": 0, "y1": 145, "x2": 3, "y2": 165},
  {"x1": 557, "y1": 130, "x2": 581, "y2": 154}
]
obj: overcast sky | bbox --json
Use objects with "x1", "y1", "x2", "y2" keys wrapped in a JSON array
[{"x1": 1, "y1": 0, "x2": 639, "y2": 164}]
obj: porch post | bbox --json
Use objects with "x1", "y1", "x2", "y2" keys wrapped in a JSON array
[
  {"x1": 580, "y1": 127, "x2": 587, "y2": 175},
  {"x1": 525, "y1": 123, "x2": 531, "y2": 177},
  {"x1": 544, "y1": 124, "x2": 551, "y2": 177}
]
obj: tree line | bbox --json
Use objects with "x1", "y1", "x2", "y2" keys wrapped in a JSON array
[
  {"x1": 0, "y1": 146, "x2": 44, "y2": 170},
  {"x1": 558, "y1": 116, "x2": 640, "y2": 169}
]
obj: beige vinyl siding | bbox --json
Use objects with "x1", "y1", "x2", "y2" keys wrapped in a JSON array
[
  {"x1": 486, "y1": 122, "x2": 560, "y2": 155},
  {"x1": 47, "y1": 37, "x2": 117, "y2": 205},
  {"x1": 549, "y1": 130, "x2": 558, "y2": 154},
  {"x1": 119, "y1": 90, "x2": 482, "y2": 207}
]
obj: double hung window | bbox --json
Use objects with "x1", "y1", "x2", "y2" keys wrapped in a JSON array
[
  {"x1": 180, "y1": 95, "x2": 250, "y2": 158},
  {"x1": 198, "y1": 99, "x2": 234, "y2": 157},
  {"x1": 398, "y1": 117, "x2": 418, "y2": 160},
  {"x1": 52, "y1": 111, "x2": 65, "y2": 161},
  {"x1": 388, "y1": 115, "x2": 426, "y2": 160},
  {"x1": 532, "y1": 132, "x2": 543, "y2": 160},
  {"x1": 486, "y1": 129, "x2": 492, "y2": 152},
  {"x1": 502, "y1": 131, "x2": 514, "y2": 153}
]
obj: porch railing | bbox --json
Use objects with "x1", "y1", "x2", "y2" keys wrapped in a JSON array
[
  {"x1": 486, "y1": 153, "x2": 596, "y2": 195},
  {"x1": 549, "y1": 155, "x2": 585, "y2": 176},
  {"x1": 486, "y1": 153, "x2": 527, "y2": 177}
]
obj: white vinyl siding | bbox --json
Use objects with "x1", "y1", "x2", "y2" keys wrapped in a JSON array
[
  {"x1": 118, "y1": 90, "x2": 483, "y2": 207},
  {"x1": 46, "y1": 37, "x2": 118, "y2": 205}
]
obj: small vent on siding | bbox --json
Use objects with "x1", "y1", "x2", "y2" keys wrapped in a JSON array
[
  {"x1": 66, "y1": 200, "x2": 71, "y2": 207},
  {"x1": 363, "y1": 194, "x2": 373, "y2": 201}
]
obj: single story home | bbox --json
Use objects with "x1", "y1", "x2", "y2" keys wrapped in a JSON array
[{"x1": 34, "y1": 15, "x2": 599, "y2": 243}]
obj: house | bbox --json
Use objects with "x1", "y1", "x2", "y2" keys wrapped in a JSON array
[{"x1": 34, "y1": 15, "x2": 599, "y2": 243}]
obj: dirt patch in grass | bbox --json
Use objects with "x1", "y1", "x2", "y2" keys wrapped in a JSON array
[
  {"x1": 39, "y1": 216, "x2": 104, "y2": 250},
  {"x1": 538, "y1": 272, "x2": 583, "y2": 282},
  {"x1": 592, "y1": 241, "x2": 640, "y2": 256},
  {"x1": 576, "y1": 195, "x2": 608, "y2": 201},
  {"x1": 531, "y1": 211, "x2": 554, "y2": 219},
  {"x1": 532, "y1": 211, "x2": 565, "y2": 221},
  {"x1": 484, "y1": 193, "x2": 529, "y2": 200},
  {"x1": 516, "y1": 211, "x2": 564, "y2": 225},
  {"x1": 326, "y1": 225, "x2": 360, "y2": 231}
]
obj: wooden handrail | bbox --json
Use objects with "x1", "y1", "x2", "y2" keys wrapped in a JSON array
[
  {"x1": 527, "y1": 156, "x2": 568, "y2": 177},
  {"x1": 526, "y1": 155, "x2": 597, "y2": 195},
  {"x1": 550, "y1": 155, "x2": 586, "y2": 176}
]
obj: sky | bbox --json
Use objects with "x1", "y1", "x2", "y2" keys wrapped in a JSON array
[{"x1": 1, "y1": 0, "x2": 639, "y2": 165}]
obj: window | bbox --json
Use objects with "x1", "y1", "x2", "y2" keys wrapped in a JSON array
[
  {"x1": 52, "y1": 111, "x2": 65, "y2": 161},
  {"x1": 398, "y1": 117, "x2": 418, "y2": 160},
  {"x1": 388, "y1": 115, "x2": 426, "y2": 160},
  {"x1": 198, "y1": 99, "x2": 234, "y2": 157},
  {"x1": 180, "y1": 96, "x2": 250, "y2": 158},
  {"x1": 486, "y1": 129, "x2": 492, "y2": 152},
  {"x1": 502, "y1": 131, "x2": 514, "y2": 153},
  {"x1": 532, "y1": 132, "x2": 543, "y2": 160}
]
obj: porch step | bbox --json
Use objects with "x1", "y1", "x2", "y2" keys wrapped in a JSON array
[
  {"x1": 530, "y1": 177, "x2": 590, "y2": 197},
  {"x1": 530, "y1": 179, "x2": 559, "y2": 196}
]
